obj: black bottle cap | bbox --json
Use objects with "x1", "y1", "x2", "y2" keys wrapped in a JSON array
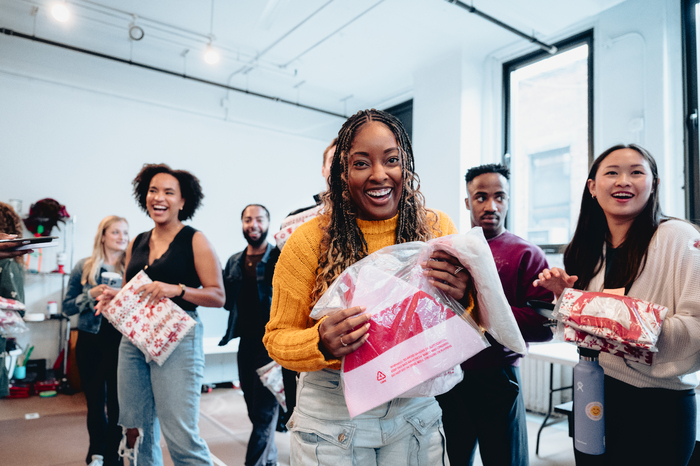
[{"x1": 578, "y1": 347, "x2": 600, "y2": 358}]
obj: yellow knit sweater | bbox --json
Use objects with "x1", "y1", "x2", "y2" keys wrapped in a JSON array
[{"x1": 264, "y1": 210, "x2": 461, "y2": 373}]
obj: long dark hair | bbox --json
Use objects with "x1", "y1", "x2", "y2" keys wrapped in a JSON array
[
  {"x1": 311, "y1": 109, "x2": 437, "y2": 305},
  {"x1": 564, "y1": 144, "x2": 664, "y2": 290}
]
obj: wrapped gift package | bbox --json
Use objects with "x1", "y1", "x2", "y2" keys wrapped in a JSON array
[
  {"x1": 102, "y1": 270, "x2": 196, "y2": 366},
  {"x1": 554, "y1": 288, "x2": 668, "y2": 365},
  {"x1": 0, "y1": 297, "x2": 27, "y2": 336},
  {"x1": 0, "y1": 296, "x2": 25, "y2": 311},
  {"x1": 311, "y1": 228, "x2": 527, "y2": 417},
  {"x1": 0, "y1": 310, "x2": 28, "y2": 336},
  {"x1": 273, "y1": 204, "x2": 323, "y2": 249},
  {"x1": 562, "y1": 326, "x2": 654, "y2": 365}
]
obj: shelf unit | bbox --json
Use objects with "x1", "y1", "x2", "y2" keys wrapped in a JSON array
[{"x1": 20, "y1": 218, "x2": 75, "y2": 384}]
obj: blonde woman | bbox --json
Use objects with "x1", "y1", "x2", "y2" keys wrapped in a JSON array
[{"x1": 64, "y1": 216, "x2": 129, "y2": 466}]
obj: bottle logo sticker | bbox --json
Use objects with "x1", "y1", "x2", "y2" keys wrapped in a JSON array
[
  {"x1": 377, "y1": 371, "x2": 386, "y2": 383},
  {"x1": 585, "y1": 402, "x2": 603, "y2": 421}
]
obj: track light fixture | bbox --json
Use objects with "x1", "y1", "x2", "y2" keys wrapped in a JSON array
[
  {"x1": 204, "y1": 42, "x2": 219, "y2": 65},
  {"x1": 129, "y1": 24, "x2": 144, "y2": 41},
  {"x1": 51, "y1": 1, "x2": 70, "y2": 23}
]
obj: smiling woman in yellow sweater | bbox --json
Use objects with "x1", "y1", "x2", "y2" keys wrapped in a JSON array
[{"x1": 264, "y1": 109, "x2": 474, "y2": 466}]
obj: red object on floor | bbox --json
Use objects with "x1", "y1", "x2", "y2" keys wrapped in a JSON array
[
  {"x1": 35, "y1": 379, "x2": 59, "y2": 393},
  {"x1": 7, "y1": 382, "x2": 31, "y2": 398}
]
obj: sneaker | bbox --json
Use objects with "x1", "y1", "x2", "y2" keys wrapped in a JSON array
[{"x1": 88, "y1": 455, "x2": 104, "y2": 466}]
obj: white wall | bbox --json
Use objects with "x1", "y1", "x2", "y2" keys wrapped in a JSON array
[
  {"x1": 413, "y1": 50, "x2": 468, "y2": 228},
  {"x1": 0, "y1": 43, "x2": 335, "y2": 362}
]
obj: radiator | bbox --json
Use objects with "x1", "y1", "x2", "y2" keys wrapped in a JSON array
[{"x1": 519, "y1": 356, "x2": 573, "y2": 415}]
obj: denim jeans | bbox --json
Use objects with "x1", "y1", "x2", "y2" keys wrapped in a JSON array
[
  {"x1": 238, "y1": 338, "x2": 279, "y2": 466},
  {"x1": 288, "y1": 368, "x2": 449, "y2": 466},
  {"x1": 117, "y1": 314, "x2": 212, "y2": 466}
]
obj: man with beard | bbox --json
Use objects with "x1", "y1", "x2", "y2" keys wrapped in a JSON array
[
  {"x1": 219, "y1": 204, "x2": 280, "y2": 466},
  {"x1": 436, "y1": 164, "x2": 554, "y2": 466}
]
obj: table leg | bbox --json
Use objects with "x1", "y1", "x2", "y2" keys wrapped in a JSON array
[
  {"x1": 536, "y1": 363, "x2": 574, "y2": 456},
  {"x1": 536, "y1": 363, "x2": 555, "y2": 456}
]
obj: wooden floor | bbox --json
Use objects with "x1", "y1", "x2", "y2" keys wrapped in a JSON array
[{"x1": 0, "y1": 388, "x2": 574, "y2": 466}]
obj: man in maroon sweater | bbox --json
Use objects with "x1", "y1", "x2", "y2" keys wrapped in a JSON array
[{"x1": 436, "y1": 163, "x2": 554, "y2": 466}]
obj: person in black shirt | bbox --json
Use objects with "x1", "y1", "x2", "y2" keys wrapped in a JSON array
[
  {"x1": 96, "y1": 164, "x2": 225, "y2": 466},
  {"x1": 220, "y1": 204, "x2": 280, "y2": 466}
]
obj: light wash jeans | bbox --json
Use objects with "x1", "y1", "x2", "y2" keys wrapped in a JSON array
[
  {"x1": 287, "y1": 368, "x2": 450, "y2": 466},
  {"x1": 117, "y1": 313, "x2": 213, "y2": 466}
]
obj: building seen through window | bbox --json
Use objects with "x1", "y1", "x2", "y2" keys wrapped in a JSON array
[{"x1": 504, "y1": 34, "x2": 592, "y2": 253}]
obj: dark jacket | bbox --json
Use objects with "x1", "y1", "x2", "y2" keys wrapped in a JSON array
[
  {"x1": 63, "y1": 258, "x2": 115, "y2": 334},
  {"x1": 219, "y1": 243, "x2": 280, "y2": 346}
]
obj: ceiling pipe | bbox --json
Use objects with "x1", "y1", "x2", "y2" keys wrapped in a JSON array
[
  {"x1": 19, "y1": 0, "x2": 291, "y2": 76},
  {"x1": 281, "y1": 0, "x2": 386, "y2": 68},
  {"x1": 0, "y1": 28, "x2": 347, "y2": 119},
  {"x1": 445, "y1": 0, "x2": 557, "y2": 55}
]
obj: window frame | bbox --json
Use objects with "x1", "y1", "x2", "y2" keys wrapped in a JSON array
[
  {"x1": 682, "y1": 0, "x2": 700, "y2": 222},
  {"x1": 501, "y1": 30, "x2": 595, "y2": 243}
]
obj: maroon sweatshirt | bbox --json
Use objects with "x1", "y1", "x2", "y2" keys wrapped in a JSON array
[{"x1": 462, "y1": 230, "x2": 554, "y2": 370}]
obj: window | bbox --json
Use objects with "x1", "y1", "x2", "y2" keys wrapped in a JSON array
[
  {"x1": 385, "y1": 99, "x2": 413, "y2": 141},
  {"x1": 503, "y1": 31, "x2": 593, "y2": 253},
  {"x1": 682, "y1": 0, "x2": 700, "y2": 222}
]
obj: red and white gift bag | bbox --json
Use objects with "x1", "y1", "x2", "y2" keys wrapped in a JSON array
[
  {"x1": 554, "y1": 288, "x2": 668, "y2": 365},
  {"x1": 341, "y1": 267, "x2": 486, "y2": 417},
  {"x1": 103, "y1": 270, "x2": 196, "y2": 365},
  {"x1": 310, "y1": 229, "x2": 526, "y2": 418}
]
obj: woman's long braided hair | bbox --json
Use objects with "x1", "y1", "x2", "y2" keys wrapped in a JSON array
[{"x1": 311, "y1": 109, "x2": 437, "y2": 305}]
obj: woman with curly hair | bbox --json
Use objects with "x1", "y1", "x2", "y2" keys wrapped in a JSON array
[
  {"x1": 63, "y1": 215, "x2": 129, "y2": 466},
  {"x1": 97, "y1": 164, "x2": 224, "y2": 465},
  {"x1": 264, "y1": 109, "x2": 474, "y2": 465},
  {"x1": 0, "y1": 202, "x2": 26, "y2": 398},
  {"x1": 0, "y1": 202, "x2": 25, "y2": 302}
]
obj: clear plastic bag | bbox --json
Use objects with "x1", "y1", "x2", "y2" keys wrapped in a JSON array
[
  {"x1": 311, "y1": 228, "x2": 526, "y2": 417},
  {"x1": 256, "y1": 360, "x2": 287, "y2": 412},
  {"x1": 0, "y1": 310, "x2": 28, "y2": 336}
]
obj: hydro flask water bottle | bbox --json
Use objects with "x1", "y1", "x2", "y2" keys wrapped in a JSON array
[{"x1": 573, "y1": 347, "x2": 605, "y2": 458}]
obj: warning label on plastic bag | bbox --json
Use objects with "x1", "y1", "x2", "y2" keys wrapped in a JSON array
[{"x1": 390, "y1": 339, "x2": 452, "y2": 377}]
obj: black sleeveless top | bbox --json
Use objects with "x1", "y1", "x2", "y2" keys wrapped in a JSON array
[{"x1": 125, "y1": 225, "x2": 201, "y2": 312}]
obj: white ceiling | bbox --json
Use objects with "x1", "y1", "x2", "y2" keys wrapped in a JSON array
[{"x1": 0, "y1": 0, "x2": 626, "y2": 138}]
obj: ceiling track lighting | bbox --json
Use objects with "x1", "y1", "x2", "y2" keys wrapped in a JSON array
[
  {"x1": 444, "y1": 0, "x2": 557, "y2": 55},
  {"x1": 23, "y1": 0, "x2": 296, "y2": 77},
  {"x1": 51, "y1": 1, "x2": 70, "y2": 23},
  {"x1": 129, "y1": 24, "x2": 144, "y2": 41},
  {"x1": 0, "y1": 27, "x2": 347, "y2": 119},
  {"x1": 204, "y1": 41, "x2": 219, "y2": 65},
  {"x1": 203, "y1": 2, "x2": 219, "y2": 65}
]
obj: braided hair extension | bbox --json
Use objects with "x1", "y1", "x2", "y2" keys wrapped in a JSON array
[{"x1": 311, "y1": 109, "x2": 438, "y2": 306}]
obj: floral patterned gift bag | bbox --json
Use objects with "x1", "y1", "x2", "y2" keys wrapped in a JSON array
[{"x1": 102, "y1": 270, "x2": 196, "y2": 365}]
